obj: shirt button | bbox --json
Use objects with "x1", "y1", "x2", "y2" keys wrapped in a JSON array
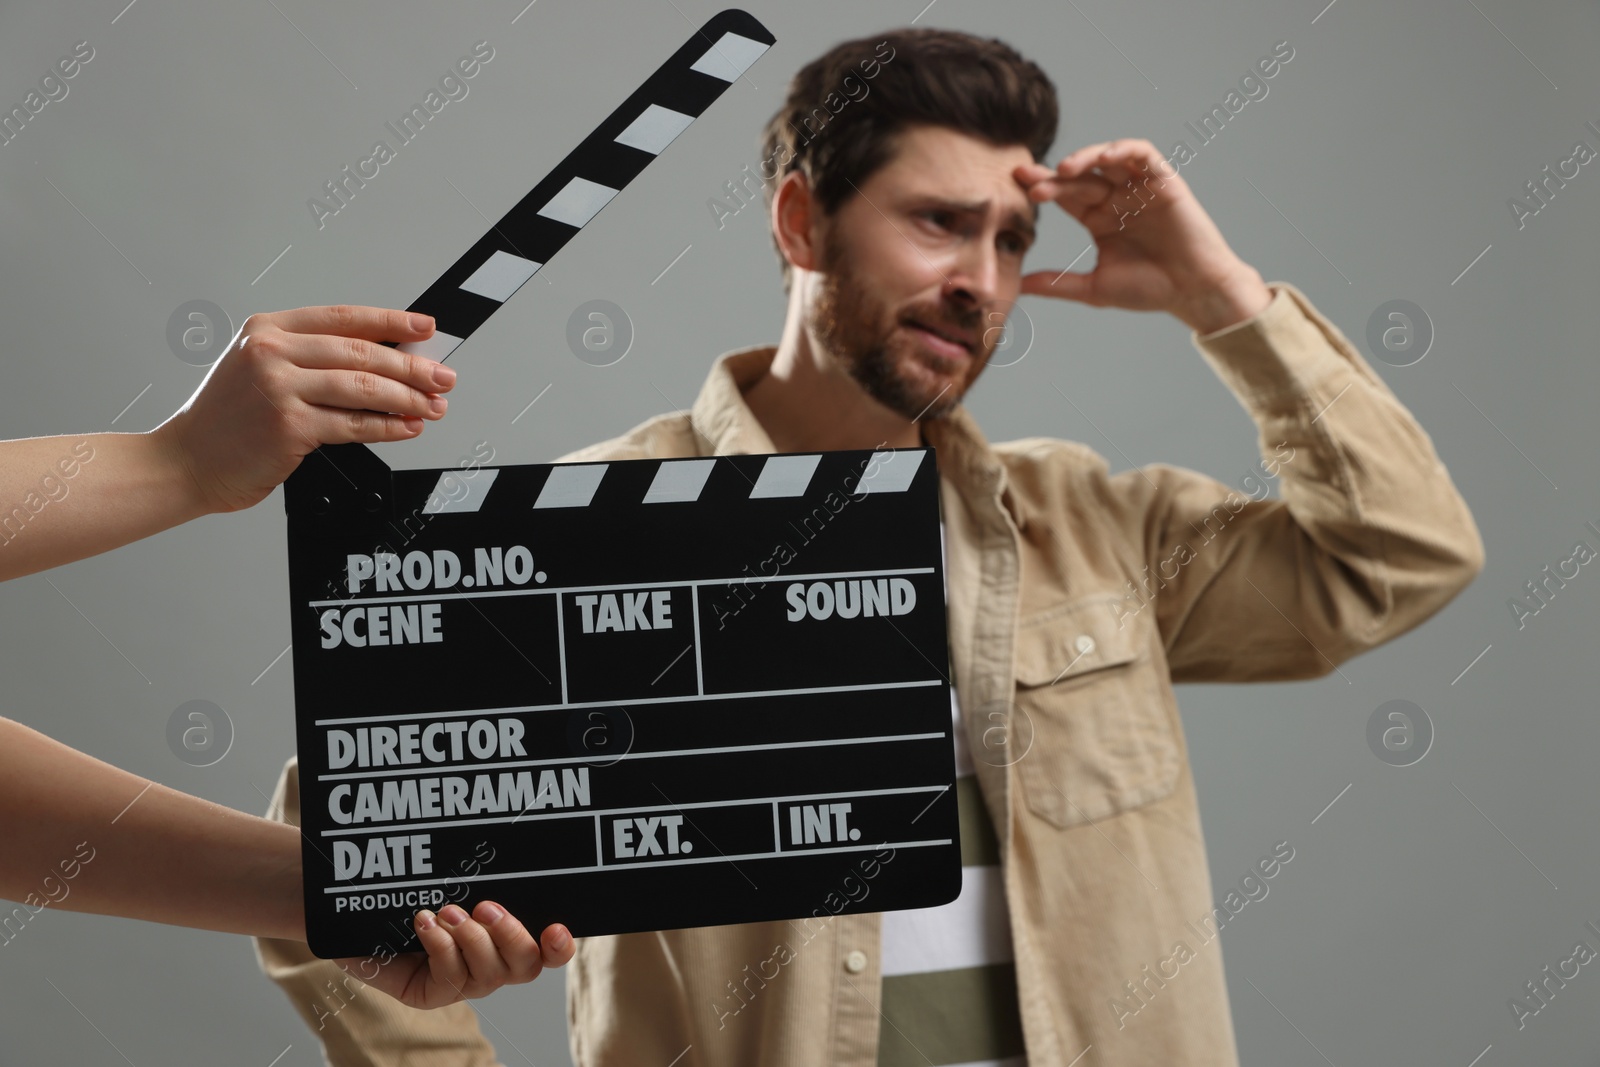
[
  {"x1": 1074, "y1": 634, "x2": 1096, "y2": 655},
  {"x1": 844, "y1": 949, "x2": 868, "y2": 974}
]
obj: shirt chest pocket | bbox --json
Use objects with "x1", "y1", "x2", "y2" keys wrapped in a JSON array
[{"x1": 1010, "y1": 594, "x2": 1180, "y2": 829}]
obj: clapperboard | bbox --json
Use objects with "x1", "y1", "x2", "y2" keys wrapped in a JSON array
[{"x1": 282, "y1": 10, "x2": 961, "y2": 958}]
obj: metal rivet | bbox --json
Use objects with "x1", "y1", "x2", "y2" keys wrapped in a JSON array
[
  {"x1": 1074, "y1": 634, "x2": 1095, "y2": 655},
  {"x1": 844, "y1": 949, "x2": 868, "y2": 974},
  {"x1": 362, "y1": 491, "x2": 383, "y2": 513}
]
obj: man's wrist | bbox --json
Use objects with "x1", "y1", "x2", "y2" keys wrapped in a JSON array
[{"x1": 1174, "y1": 267, "x2": 1274, "y2": 336}]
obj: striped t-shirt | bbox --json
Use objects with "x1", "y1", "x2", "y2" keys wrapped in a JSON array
[{"x1": 876, "y1": 523, "x2": 1027, "y2": 1067}]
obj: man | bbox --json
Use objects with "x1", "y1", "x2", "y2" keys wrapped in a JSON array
[{"x1": 253, "y1": 26, "x2": 1483, "y2": 1067}]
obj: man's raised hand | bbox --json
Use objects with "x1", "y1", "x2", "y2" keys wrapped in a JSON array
[{"x1": 1012, "y1": 139, "x2": 1271, "y2": 333}]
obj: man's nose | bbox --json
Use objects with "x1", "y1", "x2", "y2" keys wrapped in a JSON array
[{"x1": 943, "y1": 238, "x2": 1001, "y2": 309}]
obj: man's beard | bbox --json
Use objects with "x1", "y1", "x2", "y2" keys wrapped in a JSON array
[{"x1": 809, "y1": 229, "x2": 985, "y2": 423}]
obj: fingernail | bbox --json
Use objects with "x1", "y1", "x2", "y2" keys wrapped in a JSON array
[
  {"x1": 430, "y1": 395, "x2": 448, "y2": 415},
  {"x1": 441, "y1": 904, "x2": 468, "y2": 927},
  {"x1": 432, "y1": 363, "x2": 457, "y2": 388},
  {"x1": 415, "y1": 909, "x2": 437, "y2": 931},
  {"x1": 402, "y1": 416, "x2": 423, "y2": 434},
  {"x1": 477, "y1": 901, "x2": 506, "y2": 924},
  {"x1": 550, "y1": 926, "x2": 571, "y2": 950},
  {"x1": 411, "y1": 313, "x2": 434, "y2": 332}
]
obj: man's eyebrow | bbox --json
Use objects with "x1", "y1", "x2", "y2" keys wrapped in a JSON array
[
  {"x1": 919, "y1": 196, "x2": 1038, "y2": 242},
  {"x1": 1017, "y1": 202, "x2": 1039, "y2": 242}
]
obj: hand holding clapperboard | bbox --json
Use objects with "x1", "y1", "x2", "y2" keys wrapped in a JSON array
[{"x1": 284, "y1": 9, "x2": 961, "y2": 958}]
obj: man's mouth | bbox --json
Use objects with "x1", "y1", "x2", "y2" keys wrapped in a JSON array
[{"x1": 903, "y1": 318, "x2": 975, "y2": 356}]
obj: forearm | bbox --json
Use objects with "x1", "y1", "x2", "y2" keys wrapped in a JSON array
[
  {"x1": 0, "y1": 717, "x2": 304, "y2": 941},
  {"x1": 1154, "y1": 281, "x2": 1484, "y2": 678},
  {"x1": 1127, "y1": 276, "x2": 1488, "y2": 685},
  {"x1": 0, "y1": 429, "x2": 210, "y2": 582}
]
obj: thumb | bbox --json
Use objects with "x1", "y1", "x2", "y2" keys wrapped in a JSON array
[{"x1": 1021, "y1": 269, "x2": 1095, "y2": 303}]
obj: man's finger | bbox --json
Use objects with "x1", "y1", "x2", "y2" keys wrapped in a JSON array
[
  {"x1": 268, "y1": 305, "x2": 436, "y2": 343},
  {"x1": 1013, "y1": 161, "x2": 1056, "y2": 183},
  {"x1": 1066, "y1": 143, "x2": 1178, "y2": 189},
  {"x1": 1025, "y1": 175, "x2": 1113, "y2": 203},
  {"x1": 1020, "y1": 269, "x2": 1094, "y2": 303},
  {"x1": 474, "y1": 901, "x2": 544, "y2": 981},
  {"x1": 1057, "y1": 141, "x2": 1115, "y2": 174},
  {"x1": 295, "y1": 368, "x2": 447, "y2": 422}
]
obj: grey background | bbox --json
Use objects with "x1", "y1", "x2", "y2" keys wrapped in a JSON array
[{"x1": 1, "y1": 0, "x2": 1597, "y2": 1063}]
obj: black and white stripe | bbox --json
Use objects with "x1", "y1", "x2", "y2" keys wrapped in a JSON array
[
  {"x1": 421, "y1": 449, "x2": 930, "y2": 515},
  {"x1": 392, "y1": 9, "x2": 774, "y2": 364}
]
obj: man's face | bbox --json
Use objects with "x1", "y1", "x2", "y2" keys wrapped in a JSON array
[{"x1": 808, "y1": 123, "x2": 1039, "y2": 422}]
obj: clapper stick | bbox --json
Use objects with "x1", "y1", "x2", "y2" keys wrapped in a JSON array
[{"x1": 385, "y1": 8, "x2": 774, "y2": 366}]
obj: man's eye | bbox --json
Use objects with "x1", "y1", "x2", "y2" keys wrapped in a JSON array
[
  {"x1": 918, "y1": 210, "x2": 951, "y2": 229},
  {"x1": 1001, "y1": 234, "x2": 1028, "y2": 255}
]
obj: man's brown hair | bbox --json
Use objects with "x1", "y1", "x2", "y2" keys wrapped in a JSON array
[{"x1": 757, "y1": 27, "x2": 1059, "y2": 293}]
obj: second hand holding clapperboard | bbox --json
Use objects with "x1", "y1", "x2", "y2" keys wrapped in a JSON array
[{"x1": 284, "y1": 9, "x2": 962, "y2": 958}]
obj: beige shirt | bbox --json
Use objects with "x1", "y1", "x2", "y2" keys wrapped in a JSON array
[{"x1": 254, "y1": 281, "x2": 1484, "y2": 1067}]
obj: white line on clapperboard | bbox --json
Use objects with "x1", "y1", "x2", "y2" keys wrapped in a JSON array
[
  {"x1": 317, "y1": 729, "x2": 947, "y2": 783},
  {"x1": 325, "y1": 838, "x2": 953, "y2": 895},
  {"x1": 312, "y1": 677, "x2": 944, "y2": 727},
  {"x1": 690, "y1": 587, "x2": 704, "y2": 694},
  {"x1": 319, "y1": 780, "x2": 948, "y2": 837},
  {"x1": 555, "y1": 584, "x2": 569, "y2": 704},
  {"x1": 303, "y1": 566, "x2": 936, "y2": 608}
]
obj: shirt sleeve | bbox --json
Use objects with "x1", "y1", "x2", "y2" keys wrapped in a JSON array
[
  {"x1": 1103, "y1": 280, "x2": 1485, "y2": 683},
  {"x1": 251, "y1": 757, "x2": 505, "y2": 1067}
]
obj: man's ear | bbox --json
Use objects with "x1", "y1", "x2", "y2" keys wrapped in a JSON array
[{"x1": 772, "y1": 169, "x2": 822, "y2": 275}]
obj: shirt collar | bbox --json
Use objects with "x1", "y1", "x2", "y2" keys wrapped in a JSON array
[
  {"x1": 688, "y1": 344, "x2": 781, "y2": 457},
  {"x1": 689, "y1": 343, "x2": 1012, "y2": 506}
]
